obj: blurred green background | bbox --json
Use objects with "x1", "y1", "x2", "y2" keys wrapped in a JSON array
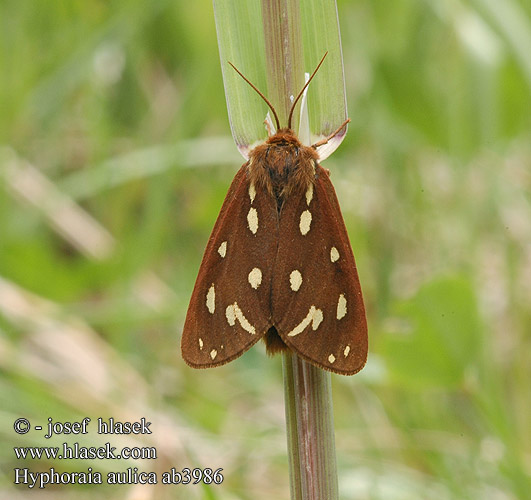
[{"x1": 1, "y1": 0, "x2": 530, "y2": 499}]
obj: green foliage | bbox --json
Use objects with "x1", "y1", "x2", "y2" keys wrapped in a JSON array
[
  {"x1": 383, "y1": 277, "x2": 483, "y2": 389},
  {"x1": 1, "y1": 0, "x2": 530, "y2": 499}
]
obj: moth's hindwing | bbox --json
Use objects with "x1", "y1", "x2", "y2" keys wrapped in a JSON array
[
  {"x1": 181, "y1": 164, "x2": 278, "y2": 368},
  {"x1": 271, "y1": 163, "x2": 368, "y2": 375}
]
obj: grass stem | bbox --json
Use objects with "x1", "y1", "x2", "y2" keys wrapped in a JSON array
[{"x1": 283, "y1": 353, "x2": 339, "y2": 500}]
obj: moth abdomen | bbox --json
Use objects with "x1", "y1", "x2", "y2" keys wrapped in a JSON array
[{"x1": 263, "y1": 326, "x2": 290, "y2": 355}]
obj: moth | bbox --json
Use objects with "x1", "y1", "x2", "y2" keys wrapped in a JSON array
[{"x1": 182, "y1": 54, "x2": 367, "y2": 375}]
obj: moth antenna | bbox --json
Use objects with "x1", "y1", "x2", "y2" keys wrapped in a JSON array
[
  {"x1": 287, "y1": 52, "x2": 328, "y2": 130},
  {"x1": 311, "y1": 118, "x2": 350, "y2": 149},
  {"x1": 228, "y1": 61, "x2": 281, "y2": 132}
]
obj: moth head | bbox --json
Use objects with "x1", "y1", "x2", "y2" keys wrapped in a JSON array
[{"x1": 266, "y1": 129, "x2": 302, "y2": 147}]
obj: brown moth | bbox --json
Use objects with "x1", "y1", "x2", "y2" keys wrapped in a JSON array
[{"x1": 181, "y1": 54, "x2": 367, "y2": 375}]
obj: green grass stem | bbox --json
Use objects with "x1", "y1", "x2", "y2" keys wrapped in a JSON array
[{"x1": 283, "y1": 353, "x2": 339, "y2": 500}]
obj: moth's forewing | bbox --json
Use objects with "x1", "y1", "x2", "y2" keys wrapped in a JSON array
[
  {"x1": 181, "y1": 165, "x2": 277, "y2": 368},
  {"x1": 271, "y1": 163, "x2": 368, "y2": 375}
]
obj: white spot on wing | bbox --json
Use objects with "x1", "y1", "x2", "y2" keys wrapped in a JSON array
[
  {"x1": 289, "y1": 270, "x2": 303, "y2": 291},
  {"x1": 344, "y1": 345, "x2": 350, "y2": 357},
  {"x1": 287, "y1": 305, "x2": 324, "y2": 337},
  {"x1": 210, "y1": 349, "x2": 217, "y2": 360},
  {"x1": 328, "y1": 354, "x2": 336, "y2": 364},
  {"x1": 248, "y1": 267, "x2": 262, "y2": 289},
  {"x1": 337, "y1": 294, "x2": 347, "y2": 320},
  {"x1": 305, "y1": 183, "x2": 313, "y2": 205},
  {"x1": 198, "y1": 338, "x2": 203, "y2": 350},
  {"x1": 248, "y1": 207, "x2": 258, "y2": 234},
  {"x1": 249, "y1": 183, "x2": 256, "y2": 203},
  {"x1": 218, "y1": 241, "x2": 227, "y2": 258},
  {"x1": 330, "y1": 246, "x2": 339, "y2": 262},
  {"x1": 206, "y1": 284, "x2": 215, "y2": 314},
  {"x1": 225, "y1": 302, "x2": 256, "y2": 334},
  {"x1": 299, "y1": 210, "x2": 312, "y2": 235}
]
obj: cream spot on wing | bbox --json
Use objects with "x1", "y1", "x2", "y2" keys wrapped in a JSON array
[
  {"x1": 210, "y1": 349, "x2": 217, "y2": 360},
  {"x1": 305, "y1": 183, "x2": 314, "y2": 205},
  {"x1": 248, "y1": 267, "x2": 262, "y2": 289},
  {"x1": 330, "y1": 246, "x2": 339, "y2": 262},
  {"x1": 226, "y1": 302, "x2": 256, "y2": 334},
  {"x1": 233, "y1": 302, "x2": 256, "y2": 334},
  {"x1": 287, "y1": 306, "x2": 315, "y2": 337},
  {"x1": 344, "y1": 345, "x2": 350, "y2": 357},
  {"x1": 225, "y1": 304, "x2": 236, "y2": 326},
  {"x1": 198, "y1": 338, "x2": 204, "y2": 350},
  {"x1": 337, "y1": 294, "x2": 347, "y2": 320},
  {"x1": 218, "y1": 241, "x2": 227, "y2": 258},
  {"x1": 299, "y1": 210, "x2": 312, "y2": 235},
  {"x1": 289, "y1": 270, "x2": 303, "y2": 291},
  {"x1": 328, "y1": 354, "x2": 336, "y2": 364},
  {"x1": 249, "y1": 183, "x2": 256, "y2": 204},
  {"x1": 247, "y1": 207, "x2": 258, "y2": 234},
  {"x1": 206, "y1": 284, "x2": 215, "y2": 314},
  {"x1": 312, "y1": 308, "x2": 324, "y2": 330},
  {"x1": 287, "y1": 305, "x2": 323, "y2": 337}
]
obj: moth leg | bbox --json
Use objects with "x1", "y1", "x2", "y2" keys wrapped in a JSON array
[
  {"x1": 264, "y1": 116, "x2": 275, "y2": 137},
  {"x1": 311, "y1": 119, "x2": 351, "y2": 149}
]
